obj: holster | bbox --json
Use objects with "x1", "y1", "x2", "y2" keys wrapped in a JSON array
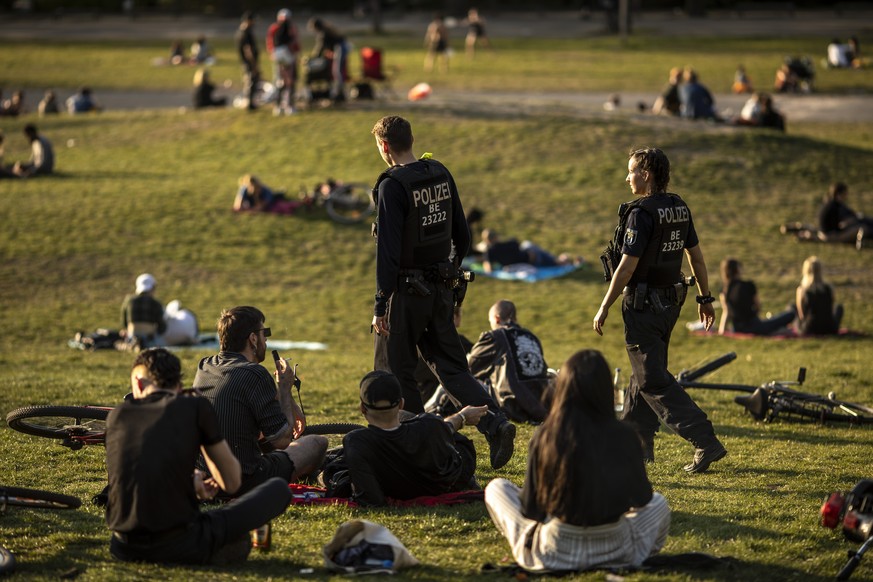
[
  {"x1": 402, "y1": 274, "x2": 431, "y2": 297},
  {"x1": 633, "y1": 282, "x2": 648, "y2": 311}
]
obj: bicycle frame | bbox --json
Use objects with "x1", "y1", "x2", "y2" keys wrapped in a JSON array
[{"x1": 677, "y1": 352, "x2": 873, "y2": 425}]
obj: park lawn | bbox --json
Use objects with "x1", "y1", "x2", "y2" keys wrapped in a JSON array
[
  {"x1": 1, "y1": 35, "x2": 872, "y2": 95},
  {"x1": 1, "y1": 38, "x2": 872, "y2": 581}
]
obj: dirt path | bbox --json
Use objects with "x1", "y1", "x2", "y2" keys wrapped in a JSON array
[{"x1": 4, "y1": 10, "x2": 871, "y2": 123}]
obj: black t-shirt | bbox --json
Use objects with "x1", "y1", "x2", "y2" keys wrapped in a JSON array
[
  {"x1": 724, "y1": 279, "x2": 758, "y2": 328},
  {"x1": 818, "y1": 199, "x2": 856, "y2": 233},
  {"x1": 105, "y1": 393, "x2": 223, "y2": 534},
  {"x1": 236, "y1": 26, "x2": 258, "y2": 65},
  {"x1": 483, "y1": 240, "x2": 528, "y2": 267},
  {"x1": 800, "y1": 283, "x2": 838, "y2": 335},
  {"x1": 343, "y1": 414, "x2": 466, "y2": 506},
  {"x1": 520, "y1": 420, "x2": 652, "y2": 526}
]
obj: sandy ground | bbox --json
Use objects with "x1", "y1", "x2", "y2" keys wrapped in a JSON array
[{"x1": 3, "y1": 9, "x2": 871, "y2": 122}]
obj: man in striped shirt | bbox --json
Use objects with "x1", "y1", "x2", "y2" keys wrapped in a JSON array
[{"x1": 193, "y1": 306, "x2": 328, "y2": 496}]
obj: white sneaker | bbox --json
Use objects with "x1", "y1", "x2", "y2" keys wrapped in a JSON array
[{"x1": 273, "y1": 107, "x2": 282, "y2": 117}]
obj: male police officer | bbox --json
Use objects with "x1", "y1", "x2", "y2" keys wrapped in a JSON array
[
  {"x1": 593, "y1": 147, "x2": 726, "y2": 474},
  {"x1": 369, "y1": 115, "x2": 516, "y2": 470}
]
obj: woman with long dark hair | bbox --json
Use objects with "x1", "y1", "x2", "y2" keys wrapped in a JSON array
[
  {"x1": 718, "y1": 258, "x2": 795, "y2": 335},
  {"x1": 485, "y1": 349, "x2": 670, "y2": 571}
]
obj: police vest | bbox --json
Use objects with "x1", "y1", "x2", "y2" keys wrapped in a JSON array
[
  {"x1": 375, "y1": 159, "x2": 454, "y2": 268},
  {"x1": 628, "y1": 193, "x2": 691, "y2": 287}
]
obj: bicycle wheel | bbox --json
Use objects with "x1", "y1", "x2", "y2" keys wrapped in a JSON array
[
  {"x1": 6, "y1": 405, "x2": 109, "y2": 442},
  {"x1": 767, "y1": 390, "x2": 873, "y2": 425},
  {"x1": 0, "y1": 486, "x2": 81, "y2": 510},
  {"x1": 677, "y1": 352, "x2": 737, "y2": 383},
  {"x1": 301, "y1": 423, "x2": 364, "y2": 437},
  {"x1": 0, "y1": 545, "x2": 14, "y2": 575},
  {"x1": 324, "y1": 183, "x2": 375, "y2": 225}
]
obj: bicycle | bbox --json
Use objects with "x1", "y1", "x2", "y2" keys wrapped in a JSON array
[
  {"x1": 303, "y1": 180, "x2": 375, "y2": 225},
  {"x1": 6, "y1": 403, "x2": 363, "y2": 450},
  {"x1": 676, "y1": 352, "x2": 873, "y2": 426},
  {"x1": 0, "y1": 485, "x2": 82, "y2": 575}
]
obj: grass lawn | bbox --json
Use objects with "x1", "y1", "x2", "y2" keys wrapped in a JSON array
[{"x1": 1, "y1": 34, "x2": 872, "y2": 581}]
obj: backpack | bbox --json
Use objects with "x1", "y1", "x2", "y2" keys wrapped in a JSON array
[{"x1": 488, "y1": 327, "x2": 550, "y2": 423}]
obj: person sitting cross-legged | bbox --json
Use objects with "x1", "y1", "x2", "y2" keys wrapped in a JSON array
[
  {"x1": 468, "y1": 300, "x2": 551, "y2": 423},
  {"x1": 485, "y1": 349, "x2": 670, "y2": 572},
  {"x1": 343, "y1": 370, "x2": 486, "y2": 507},
  {"x1": 105, "y1": 348, "x2": 292, "y2": 565}
]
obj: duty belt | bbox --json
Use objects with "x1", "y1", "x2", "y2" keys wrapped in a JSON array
[{"x1": 623, "y1": 282, "x2": 687, "y2": 313}]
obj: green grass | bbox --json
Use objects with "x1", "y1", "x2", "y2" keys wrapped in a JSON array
[{"x1": 1, "y1": 35, "x2": 873, "y2": 581}]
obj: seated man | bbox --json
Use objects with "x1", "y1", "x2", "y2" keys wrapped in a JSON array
[
  {"x1": 818, "y1": 182, "x2": 873, "y2": 249},
  {"x1": 11, "y1": 124, "x2": 54, "y2": 178},
  {"x1": 343, "y1": 370, "x2": 487, "y2": 507},
  {"x1": 468, "y1": 300, "x2": 550, "y2": 423},
  {"x1": 120, "y1": 273, "x2": 166, "y2": 348},
  {"x1": 66, "y1": 87, "x2": 102, "y2": 114},
  {"x1": 105, "y1": 348, "x2": 292, "y2": 565},
  {"x1": 193, "y1": 306, "x2": 328, "y2": 497}
]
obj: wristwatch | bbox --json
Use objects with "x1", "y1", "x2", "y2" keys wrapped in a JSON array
[{"x1": 696, "y1": 294, "x2": 715, "y2": 305}]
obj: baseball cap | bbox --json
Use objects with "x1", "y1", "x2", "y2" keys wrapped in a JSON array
[
  {"x1": 135, "y1": 273, "x2": 156, "y2": 294},
  {"x1": 360, "y1": 370, "x2": 402, "y2": 410},
  {"x1": 277, "y1": 8, "x2": 291, "y2": 20}
]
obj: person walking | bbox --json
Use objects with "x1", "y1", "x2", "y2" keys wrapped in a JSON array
[
  {"x1": 236, "y1": 11, "x2": 261, "y2": 111},
  {"x1": 593, "y1": 147, "x2": 726, "y2": 473},
  {"x1": 267, "y1": 8, "x2": 300, "y2": 115},
  {"x1": 368, "y1": 115, "x2": 516, "y2": 470}
]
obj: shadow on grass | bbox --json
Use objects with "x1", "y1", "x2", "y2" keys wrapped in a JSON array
[{"x1": 718, "y1": 422, "x2": 871, "y2": 448}]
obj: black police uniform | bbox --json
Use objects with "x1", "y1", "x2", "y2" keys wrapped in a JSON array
[
  {"x1": 618, "y1": 193, "x2": 720, "y2": 457},
  {"x1": 371, "y1": 157, "x2": 511, "y2": 441}
]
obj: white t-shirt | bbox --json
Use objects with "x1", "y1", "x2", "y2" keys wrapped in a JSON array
[{"x1": 162, "y1": 301, "x2": 199, "y2": 346}]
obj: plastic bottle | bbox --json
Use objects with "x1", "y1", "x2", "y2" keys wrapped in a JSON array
[
  {"x1": 251, "y1": 522, "x2": 271, "y2": 551},
  {"x1": 613, "y1": 368, "x2": 624, "y2": 414}
]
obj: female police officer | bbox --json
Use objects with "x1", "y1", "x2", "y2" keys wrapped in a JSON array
[{"x1": 593, "y1": 148, "x2": 726, "y2": 474}]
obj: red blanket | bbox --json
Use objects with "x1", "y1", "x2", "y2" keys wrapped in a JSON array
[
  {"x1": 288, "y1": 484, "x2": 484, "y2": 507},
  {"x1": 690, "y1": 328, "x2": 865, "y2": 340}
]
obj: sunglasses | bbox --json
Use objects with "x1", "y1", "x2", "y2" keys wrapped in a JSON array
[{"x1": 254, "y1": 327, "x2": 271, "y2": 338}]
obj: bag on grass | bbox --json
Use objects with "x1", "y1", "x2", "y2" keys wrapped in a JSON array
[{"x1": 323, "y1": 519, "x2": 418, "y2": 574}]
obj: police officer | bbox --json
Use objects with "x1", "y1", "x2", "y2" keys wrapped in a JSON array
[
  {"x1": 369, "y1": 115, "x2": 516, "y2": 470},
  {"x1": 593, "y1": 147, "x2": 726, "y2": 474}
]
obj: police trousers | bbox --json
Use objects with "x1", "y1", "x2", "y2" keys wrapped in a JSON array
[
  {"x1": 620, "y1": 294, "x2": 718, "y2": 451},
  {"x1": 374, "y1": 280, "x2": 504, "y2": 436}
]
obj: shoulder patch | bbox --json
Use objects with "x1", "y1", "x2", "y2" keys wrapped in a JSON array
[{"x1": 625, "y1": 228, "x2": 638, "y2": 246}]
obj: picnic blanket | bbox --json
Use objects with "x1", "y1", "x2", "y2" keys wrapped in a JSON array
[
  {"x1": 289, "y1": 483, "x2": 484, "y2": 507},
  {"x1": 463, "y1": 259, "x2": 581, "y2": 283},
  {"x1": 68, "y1": 331, "x2": 328, "y2": 352},
  {"x1": 177, "y1": 333, "x2": 328, "y2": 351},
  {"x1": 688, "y1": 328, "x2": 865, "y2": 340}
]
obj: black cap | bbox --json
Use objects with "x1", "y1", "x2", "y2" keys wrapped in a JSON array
[{"x1": 360, "y1": 370, "x2": 402, "y2": 410}]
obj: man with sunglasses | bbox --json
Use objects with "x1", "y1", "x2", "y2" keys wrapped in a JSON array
[{"x1": 193, "y1": 306, "x2": 328, "y2": 497}]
